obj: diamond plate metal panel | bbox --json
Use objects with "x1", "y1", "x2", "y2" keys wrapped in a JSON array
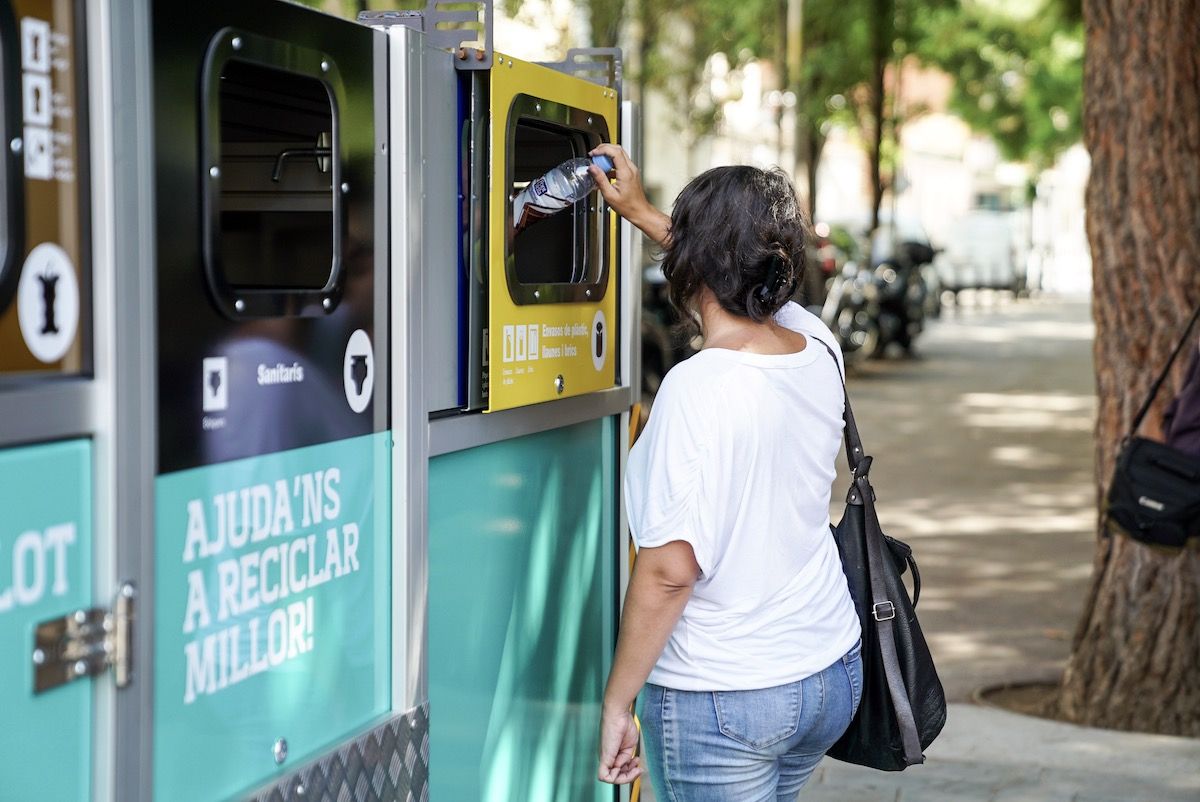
[{"x1": 246, "y1": 705, "x2": 430, "y2": 802}]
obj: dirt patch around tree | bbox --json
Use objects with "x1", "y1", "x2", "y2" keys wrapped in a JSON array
[{"x1": 973, "y1": 680, "x2": 1063, "y2": 721}]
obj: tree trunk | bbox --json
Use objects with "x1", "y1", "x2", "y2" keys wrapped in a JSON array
[
  {"x1": 805, "y1": 129, "x2": 824, "y2": 223},
  {"x1": 867, "y1": 0, "x2": 891, "y2": 236},
  {"x1": 1059, "y1": 0, "x2": 1200, "y2": 736}
]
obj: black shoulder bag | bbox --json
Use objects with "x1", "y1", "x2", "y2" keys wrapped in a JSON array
[
  {"x1": 1105, "y1": 304, "x2": 1200, "y2": 548},
  {"x1": 818, "y1": 341, "x2": 947, "y2": 770}
]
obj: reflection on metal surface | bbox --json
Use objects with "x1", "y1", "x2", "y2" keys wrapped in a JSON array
[{"x1": 428, "y1": 418, "x2": 616, "y2": 801}]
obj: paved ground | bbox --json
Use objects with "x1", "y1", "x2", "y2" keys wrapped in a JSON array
[
  {"x1": 640, "y1": 295, "x2": 1200, "y2": 801},
  {"x1": 833, "y1": 294, "x2": 1099, "y2": 702}
]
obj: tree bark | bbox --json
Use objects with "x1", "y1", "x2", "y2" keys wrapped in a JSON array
[
  {"x1": 805, "y1": 129, "x2": 824, "y2": 222},
  {"x1": 867, "y1": 0, "x2": 892, "y2": 237},
  {"x1": 1059, "y1": 0, "x2": 1200, "y2": 736}
]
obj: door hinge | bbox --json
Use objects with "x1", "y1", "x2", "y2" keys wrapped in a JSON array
[{"x1": 32, "y1": 583, "x2": 135, "y2": 694}]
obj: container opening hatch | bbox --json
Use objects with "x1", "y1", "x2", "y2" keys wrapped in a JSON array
[
  {"x1": 510, "y1": 119, "x2": 596, "y2": 286},
  {"x1": 201, "y1": 31, "x2": 347, "y2": 318},
  {"x1": 215, "y1": 61, "x2": 336, "y2": 289},
  {"x1": 501, "y1": 94, "x2": 609, "y2": 306}
]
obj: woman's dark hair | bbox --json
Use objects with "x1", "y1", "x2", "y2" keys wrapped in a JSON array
[{"x1": 661, "y1": 165, "x2": 809, "y2": 332}]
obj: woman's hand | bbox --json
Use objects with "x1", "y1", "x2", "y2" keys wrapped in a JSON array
[
  {"x1": 589, "y1": 143, "x2": 672, "y2": 247},
  {"x1": 597, "y1": 704, "x2": 642, "y2": 785}
]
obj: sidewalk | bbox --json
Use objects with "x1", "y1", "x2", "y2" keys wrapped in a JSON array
[{"x1": 802, "y1": 703, "x2": 1200, "y2": 801}]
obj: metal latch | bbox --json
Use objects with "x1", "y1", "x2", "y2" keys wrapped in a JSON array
[{"x1": 32, "y1": 583, "x2": 135, "y2": 694}]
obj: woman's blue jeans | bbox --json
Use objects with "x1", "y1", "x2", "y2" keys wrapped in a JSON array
[{"x1": 637, "y1": 641, "x2": 863, "y2": 802}]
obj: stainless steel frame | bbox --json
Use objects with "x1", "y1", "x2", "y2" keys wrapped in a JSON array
[{"x1": 95, "y1": 1, "x2": 157, "y2": 800}]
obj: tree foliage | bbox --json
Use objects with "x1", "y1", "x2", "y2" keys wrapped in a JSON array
[{"x1": 913, "y1": 0, "x2": 1084, "y2": 170}]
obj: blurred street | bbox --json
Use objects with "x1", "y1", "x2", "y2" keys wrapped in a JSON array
[{"x1": 835, "y1": 295, "x2": 1098, "y2": 701}]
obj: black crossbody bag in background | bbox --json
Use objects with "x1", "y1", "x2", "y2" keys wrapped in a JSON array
[
  {"x1": 817, "y1": 341, "x2": 947, "y2": 771},
  {"x1": 1105, "y1": 303, "x2": 1200, "y2": 548}
]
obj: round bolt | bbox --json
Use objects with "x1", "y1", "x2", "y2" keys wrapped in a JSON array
[
  {"x1": 320, "y1": 60, "x2": 330, "y2": 73},
  {"x1": 73, "y1": 660, "x2": 88, "y2": 676},
  {"x1": 10, "y1": 137, "x2": 22, "y2": 154},
  {"x1": 508, "y1": 60, "x2": 513, "y2": 68},
  {"x1": 585, "y1": 289, "x2": 592, "y2": 299},
  {"x1": 234, "y1": 298, "x2": 246, "y2": 313},
  {"x1": 32, "y1": 649, "x2": 46, "y2": 666},
  {"x1": 209, "y1": 166, "x2": 221, "y2": 179},
  {"x1": 587, "y1": 116, "x2": 594, "y2": 125},
  {"x1": 273, "y1": 737, "x2": 288, "y2": 765},
  {"x1": 535, "y1": 103, "x2": 542, "y2": 112},
  {"x1": 322, "y1": 297, "x2": 333, "y2": 311},
  {"x1": 554, "y1": 375, "x2": 565, "y2": 395},
  {"x1": 73, "y1": 609, "x2": 87, "y2": 625},
  {"x1": 533, "y1": 290, "x2": 541, "y2": 300},
  {"x1": 121, "y1": 584, "x2": 136, "y2": 599},
  {"x1": 340, "y1": 182, "x2": 350, "y2": 194},
  {"x1": 231, "y1": 36, "x2": 242, "y2": 51},
  {"x1": 294, "y1": 782, "x2": 306, "y2": 797}
]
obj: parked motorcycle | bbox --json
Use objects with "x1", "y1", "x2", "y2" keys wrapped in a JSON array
[
  {"x1": 821, "y1": 258, "x2": 880, "y2": 368},
  {"x1": 867, "y1": 228, "x2": 937, "y2": 356}
]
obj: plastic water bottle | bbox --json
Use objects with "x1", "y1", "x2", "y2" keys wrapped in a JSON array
[{"x1": 513, "y1": 154, "x2": 615, "y2": 233}]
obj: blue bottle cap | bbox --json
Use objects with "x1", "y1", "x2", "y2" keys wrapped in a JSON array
[{"x1": 591, "y1": 154, "x2": 615, "y2": 173}]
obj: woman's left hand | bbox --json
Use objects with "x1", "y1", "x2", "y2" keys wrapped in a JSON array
[{"x1": 597, "y1": 705, "x2": 642, "y2": 785}]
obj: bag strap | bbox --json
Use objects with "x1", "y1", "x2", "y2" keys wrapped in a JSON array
[
  {"x1": 817, "y1": 338, "x2": 925, "y2": 766},
  {"x1": 1129, "y1": 303, "x2": 1200, "y2": 436}
]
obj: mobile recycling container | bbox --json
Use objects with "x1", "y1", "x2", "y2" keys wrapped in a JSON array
[
  {"x1": 0, "y1": 2, "x2": 106, "y2": 801},
  {"x1": 364, "y1": 7, "x2": 643, "y2": 798},
  {"x1": 148, "y1": 2, "x2": 396, "y2": 799},
  {"x1": 0, "y1": 0, "x2": 643, "y2": 799}
]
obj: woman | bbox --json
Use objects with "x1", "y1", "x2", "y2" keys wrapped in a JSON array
[{"x1": 588, "y1": 144, "x2": 863, "y2": 801}]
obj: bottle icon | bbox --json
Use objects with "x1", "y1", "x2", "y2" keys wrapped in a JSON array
[
  {"x1": 595, "y1": 320, "x2": 604, "y2": 359},
  {"x1": 38, "y1": 269, "x2": 60, "y2": 335},
  {"x1": 350, "y1": 355, "x2": 369, "y2": 395},
  {"x1": 513, "y1": 154, "x2": 614, "y2": 234}
]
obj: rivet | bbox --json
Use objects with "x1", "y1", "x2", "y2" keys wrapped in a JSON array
[
  {"x1": 209, "y1": 166, "x2": 221, "y2": 179},
  {"x1": 320, "y1": 60, "x2": 330, "y2": 73},
  {"x1": 535, "y1": 103, "x2": 541, "y2": 112},
  {"x1": 294, "y1": 782, "x2": 306, "y2": 797},
  {"x1": 322, "y1": 297, "x2": 333, "y2": 310},
  {"x1": 73, "y1": 609, "x2": 87, "y2": 624},
  {"x1": 234, "y1": 299, "x2": 246, "y2": 313},
  {"x1": 533, "y1": 290, "x2": 540, "y2": 299},
  {"x1": 587, "y1": 116, "x2": 594, "y2": 125},
  {"x1": 231, "y1": 36, "x2": 242, "y2": 50},
  {"x1": 10, "y1": 137, "x2": 22, "y2": 154},
  {"x1": 508, "y1": 60, "x2": 513, "y2": 68},
  {"x1": 585, "y1": 289, "x2": 592, "y2": 298},
  {"x1": 32, "y1": 649, "x2": 45, "y2": 666},
  {"x1": 340, "y1": 182, "x2": 350, "y2": 194},
  {"x1": 273, "y1": 737, "x2": 288, "y2": 765},
  {"x1": 73, "y1": 660, "x2": 88, "y2": 676},
  {"x1": 554, "y1": 374, "x2": 565, "y2": 395},
  {"x1": 121, "y1": 584, "x2": 136, "y2": 599}
]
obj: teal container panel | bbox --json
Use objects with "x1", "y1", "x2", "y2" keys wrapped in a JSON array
[
  {"x1": 153, "y1": 433, "x2": 391, "y2": 802},
  {"x1": 429, "y1": 417, "x2": 617, "y2": 802},
  {"x1": 0, "y1": 439, "x2": 92, "y2": 802}
]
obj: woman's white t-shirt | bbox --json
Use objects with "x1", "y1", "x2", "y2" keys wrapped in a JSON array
[{"x1": 625, "y1": 302, "x2": 861, "y2": 691}]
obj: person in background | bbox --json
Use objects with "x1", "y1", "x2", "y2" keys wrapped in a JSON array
[
  {"x1": 1163, "y1": 339, "x2": 1200, "y2": 456},
  {"x1": 588, "y1": 143, "x2": 862, "y2": 801}
]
